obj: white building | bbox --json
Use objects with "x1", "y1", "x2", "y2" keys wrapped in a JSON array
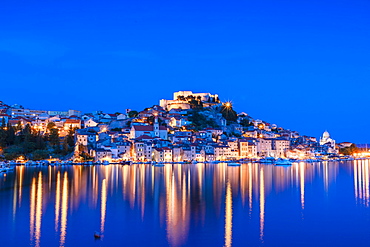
[
  {"x1": 159, "y1": 91, "x2": 219, "y2": 110},
  {"x1": 130, "y1": 118, "x2": 167, "y2": 140}
]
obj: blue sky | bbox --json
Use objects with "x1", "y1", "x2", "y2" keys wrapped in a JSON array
[{"x1": 1, "y1": 0, "x2": 369, "y2": 143}]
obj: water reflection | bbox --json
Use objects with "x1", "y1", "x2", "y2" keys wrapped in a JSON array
[
  {"x1": 60, "y1": 172, "x2": 69, "y2": 247},
  {"x1": 29, "y1": 172, "x2": 43, "y2": 247},
  {"x1": 101, "y1": 178, "x2": 107, "y2": 235},
  {"x1": 354, "y1": 160, "x2": 370, "y2": 206},
  {"x1": 259, "y1": 166, "x2": 265, "y2": 242},
  {"x1": 300, "y1": 162, "x2": 305, "y2": 210},
  {"x1": 1, "y1": 161, "x2": 369, "y2": 246},
  {"x1": 224, "y1": 180, "x2": 232, "y2": 247}
]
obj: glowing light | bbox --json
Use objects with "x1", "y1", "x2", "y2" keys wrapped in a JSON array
[
  {"x1": 60, "y1": 172, "x2": 69, "y2": 247},
  {"x1": 300, "y1": 162, "x2": 305, "y2": 210},
  {"x1": 30, "y1": 177, "x2": 36, "y2": 243},
  {"x1": 35, "y1": 172, "x2": 43, "y2": 247},
  {"x1": 55, "y1": 172, "x2": 61, "y2": 232},
  {"x1": 224, "y1": 180, "x2": 233, "y2": 247},
  {"x1": 259, "y1": 166, "x2": 265, "y2": 242},
  {"x1": 101, "y1": 179, "x2": 107, "y2": 235}
]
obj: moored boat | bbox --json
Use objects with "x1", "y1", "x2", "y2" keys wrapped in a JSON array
[
  {"x1": 227, "y1": 162, "x2": 241, "y2": 166},
  {"x1": 274, "y1": 159, "x2": 293, "y2": 166}
]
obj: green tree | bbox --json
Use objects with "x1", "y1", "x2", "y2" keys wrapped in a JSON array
[
  {"x1": 47, "y1": 122, "x2": 56, "y2": 131},
  {"x1": 240, "y1": 118, "x2": 253, "y2": 127},
  {"x1": 5, "y1": 123, "x2": 15, "y2": 146},
  {"x1": 49, "y1": 128, "x2": 61, "y2": 153},
  {"x1": 221, "y1": 103, "x2": 238, "y2": 123},
  {"x1": 189, "y1": 99, "x2": 203, "y2": 109},
  {"x1": 128, "y1": 110, "x2": 138, "y2": 118},
  {"x1": 15, "y1": 121, "x2": 23, "y2": 132},
  {"x1": 339, "y1": 144, "x2": 359, "y2": 155},
  {"x1": 61, "y1": 126, "x2": 75, "y2": 155},
  {"x1": 32, "y1": 150, "x2": 49, "y2": 160},
  {"x1": 0, "y1": 129, "x2": 6, "y2": 148}
]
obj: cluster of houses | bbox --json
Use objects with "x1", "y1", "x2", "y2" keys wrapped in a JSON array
[{"x1": 0, "y1": 91, "x2": 341, "y2": 162}]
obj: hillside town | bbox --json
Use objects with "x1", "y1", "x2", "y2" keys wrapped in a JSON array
[{"x1": 0, "y1": 91, "x2": 360, "y2": 163}]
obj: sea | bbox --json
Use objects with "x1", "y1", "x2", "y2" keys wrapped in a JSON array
[{"x1": 1, "y1": 161, "x2": 370, "y2": 246}]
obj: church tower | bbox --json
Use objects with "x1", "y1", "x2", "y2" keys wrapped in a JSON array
[{"x1": 154, "y1": 115, "x2": 160, "y2": 137}]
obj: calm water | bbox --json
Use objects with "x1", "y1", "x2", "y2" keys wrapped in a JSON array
[{"x1": 1, "y1": 161, "x2": 370, "y2": 247}]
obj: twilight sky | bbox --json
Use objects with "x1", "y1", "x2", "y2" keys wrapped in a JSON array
[{"x1": 1, "y1": 0, "x2": 369, "y2": 143}]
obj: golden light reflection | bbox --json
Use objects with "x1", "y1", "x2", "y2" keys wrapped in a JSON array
[
  {"x1": 7, "y1": 160, "x2": 351, "y2": 247},
  {"x1": 55, "y1": 171, "x2": 61, "y2": 232},
  {"x1": 300, "y1": 162, "x2": 305, "y2": 210},
  {"x1": 18, "y1": 166, "x2": 24, "y2": 205},
  {"x1": 60, "y1": 172, "x2": 69, "y2": 247},
  {"x1": 29, "y1": 172, "x2": 43, "y2": 247},
  {"x1": 30, "y1": 177, "x2": 36, "y2": 243},
  {"x1": 259, "y1": 166, "x2": 265, "y2": 242},
  {"x1": 12, "y1": 172, "x2": 18, "y2": 220},
  {"x1": 354, "y1": 160, "x2": 370, "y2": 207},
  {"x1": 248, "y1": 164, "x2": 253, "y2": 217},
  {"x1": 101, "y1": 179, "x2": 107, "y2": 234},
  {"x1": 35, "y1": 172, "x2": 43, "y2": 247},
  {"x1": 224, "y1": 180, "x2": 233, "y2": 247},
  {"x1": 165, "y1": 164, "x2": 190, "y2": 247}
]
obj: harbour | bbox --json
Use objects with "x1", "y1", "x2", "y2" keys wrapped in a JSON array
[{"x1": 1, "y1": 160, "x2": 370, "y2": 246}]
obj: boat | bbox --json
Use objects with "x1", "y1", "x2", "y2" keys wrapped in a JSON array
[
  {"x1": 274, "y1": 159, "x2": 292, "y2": 166},
  {"x1": 102, "y1": 160, "x2": 110, "y2": 165},
  {"x1": 94, "y1": 231, "x2": 102, "y2": 239},
  {"x1": 120, "y1": 161, "x2": 131, "y2": 165},
  {"x1": 152, "y1": 161, "x2": 165, "y2": 167},
  {"x1": 258, "y1": 157, "x2": 276, "y2": 164},
  {"x1": 227, "y1": 162, "x2": 241, "y2": 166}
]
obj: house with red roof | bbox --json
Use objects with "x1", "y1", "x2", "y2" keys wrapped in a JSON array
[{"x1": 130, "y1": 117, "x2": 168, "y2": 140}]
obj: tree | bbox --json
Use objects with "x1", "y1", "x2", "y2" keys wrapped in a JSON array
[
  {"x1": 128, "y1": 110, "x2": 138, "y2": 118},
  {"x1": 240, "y1": 118, "x2": 253, "y2": 127},
  {"x1": 15, "y1": 121, "x2": 23, "y2": 132},
  {"x1": 47, "y1": 122, "x2": 56, "y2": 131},
  {"x1": 49, "y1": 128, "x2": 61, "y2": 153},
  {"x1": 32, "y1": 150, "x2": 49, "y2": 160},
  {"x1": 189, "y1": 99, "x2": 203, "y2": 109},
  {"x1": 0, "y1": 128, "x2": 6, "y2": 148},
  {"x1": 188, "y1": 110, "x2": 218, "y2": 130},
  {"x1": 221, "y1": 103, "x2": 237, "y2": 123},
  {"x1": 177, "y1": 95, "x2": 186, "y2": 101},
  {"x1": 5, "y1": 123, "x2": 15, "y2": 146},
  {"x1": 339, "y1": 144, "x2": 359, "y2": 155}
]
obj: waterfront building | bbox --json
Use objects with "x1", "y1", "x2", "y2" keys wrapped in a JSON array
[
  {"x1": 239, "y1": 139, "x2": 257, "y2": 158},
  {"x1": 256, "y1": 138, "x2": 273, "y2": 157},
  {"x1": 271, "y1": 138, "x2": 290, "y2": 157},
  {"x1": 153, "y1": 147, "x2": 173, "y2": 162}
]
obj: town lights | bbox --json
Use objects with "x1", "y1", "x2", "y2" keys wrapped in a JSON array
[{"x1": 224, "y1": 102, "x2": 232, "y2": 108}]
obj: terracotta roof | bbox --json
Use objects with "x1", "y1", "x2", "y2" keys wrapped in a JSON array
[
  {"x1": 65, "y1": 119, "x2": 81, "y2": 124},
  {"x1": 133, "y1": 125, "x2": 167, "y2": 131},
  {"x1": 135, "y1": 135, "x2": 154, "y2": 140},
  {"x1": 133, "y1": 125, "x2": 153, "y2": 131}
]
